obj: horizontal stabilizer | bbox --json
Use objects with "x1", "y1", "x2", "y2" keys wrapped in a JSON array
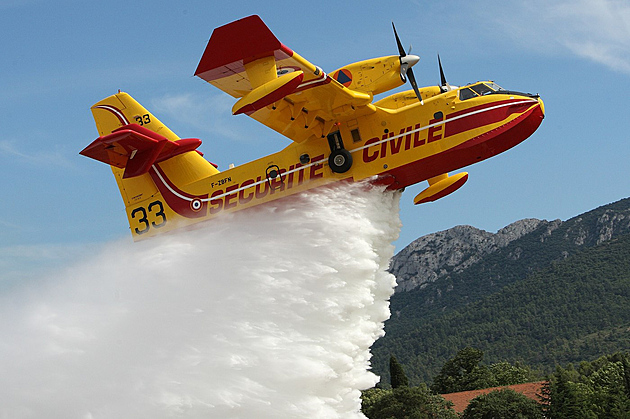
[{"x1": 80, "y1": 124, "x2": 202, "y2": 178}]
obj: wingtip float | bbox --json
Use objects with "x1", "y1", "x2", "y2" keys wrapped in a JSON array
[{"x1": 82, "y1": 15, "x2": 545, "y2": 240}]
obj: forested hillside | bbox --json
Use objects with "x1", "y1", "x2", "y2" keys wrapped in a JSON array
[{"x1": 373, "y1": 198, "x2": 630, "y2": 384}]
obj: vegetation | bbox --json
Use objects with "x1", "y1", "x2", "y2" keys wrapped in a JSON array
[
  {"x1": 362, "y1": 351, "x2": 458, "y2": 418},
  {"x1": 362, "y1": 386, "x2": 459, "y2": 419},
  {"x1": 540, "y1": 352, "x2": 630, "y2": 418},
  {"x1": 374, "y1": 231, "x2": 630, "y2": 383},
  {"x1": 431, "y1": 347, "x2": 538, "y2": 394},
  {"x1": 461, "y1": 388, "x2": 542, "y2": 419},
  {"x1": 389, "y1": 198, "x2": 630, "y2": 329},
  {"x1": 361, "y1": 199, "x2": 630, "y2": 415},
  {"x1": 390, "y1": 355, "x2": 409, "y2": 388},
  {"x1": 362, "y1": 351, "x2": 630, "y2": 417}
]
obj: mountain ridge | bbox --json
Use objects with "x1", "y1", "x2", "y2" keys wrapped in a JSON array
[
  {"x1": 372, "y1": 197, "x2": 630, "y2": 384},
  {"x1": 391, "y1": 218, "x2": 557, "y2": 293}
]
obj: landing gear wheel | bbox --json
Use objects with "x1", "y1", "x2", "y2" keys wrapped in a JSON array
[{"x1": 328, "y1": 149, "x2": 353, "y2": 173}]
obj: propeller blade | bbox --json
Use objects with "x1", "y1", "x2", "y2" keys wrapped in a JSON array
[
  {"x1": 393, "y1": 22, "x2": 423, "y2": 104},
  {"x1": 406, "y1": 68, "x2": 424, "y2": 105},
  {"x1": 400, "y1": 63, "x2": 408, "y2": 82},
  {"x1": 438, "y1": 54, "x2": 447, "y2": 87},
  {"x1": 392, "y1": 22, "x2": 406, "y2": 57}
]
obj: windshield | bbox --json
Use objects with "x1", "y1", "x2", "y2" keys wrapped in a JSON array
[
  {"x1": 485, "y1": 82, "x2": 504, "y2": 91},
  {"x1": 470, "y1": 83, "x2": 494, "y2": 96},
  {"x1": 459, "y1": 82, "x2": 538, "y2": 101},
  {"x1": 459, "y1": 82, "x2": 505, "y2": 100}
]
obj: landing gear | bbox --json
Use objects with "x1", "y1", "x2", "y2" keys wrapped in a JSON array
[
  {"x1": 328, "y1": 149, "x2": 352, "y2": 173},
  {"x1": 327, "y1": 130, "x2": 353, "y2": 174}
]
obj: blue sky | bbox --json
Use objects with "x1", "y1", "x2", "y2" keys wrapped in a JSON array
[{"x1": 2, "y1": 0, "x2": 630, "y2": 276}]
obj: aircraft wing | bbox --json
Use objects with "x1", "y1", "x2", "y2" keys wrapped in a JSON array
[{"x1": 195, "y1": 15, "x2": 373, "y2": 143}]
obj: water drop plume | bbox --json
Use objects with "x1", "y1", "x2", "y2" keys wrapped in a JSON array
[{"x1": 0, "y1": 181, "x2": 401, "y2": 418}]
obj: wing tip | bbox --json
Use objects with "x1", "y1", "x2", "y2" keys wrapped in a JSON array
[{"x1": 195, "y1": 15, "x2": 293, "y2": 81}]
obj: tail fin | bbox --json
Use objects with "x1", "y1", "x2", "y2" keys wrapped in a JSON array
[{"x1": 83, "y1": 92, "x2": 220, "y2": 240}]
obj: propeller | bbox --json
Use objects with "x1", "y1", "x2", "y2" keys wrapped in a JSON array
[
  {"x1": 437, "y1": 54, "x2": 453, "y2": 92},
  {"x1": 392, "y1": 22, "x2": 423, "y2": 104}
]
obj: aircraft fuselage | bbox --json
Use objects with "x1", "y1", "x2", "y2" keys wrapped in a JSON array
[{"x1": 144, "y1": 85, "x2": 544, "y2": 235}]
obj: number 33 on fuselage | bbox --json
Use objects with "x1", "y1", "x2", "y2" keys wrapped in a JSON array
[{"x1": 81, "y1": 15, "x2": 544, "y2": 240}]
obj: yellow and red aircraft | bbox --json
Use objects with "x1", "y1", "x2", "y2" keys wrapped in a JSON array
[{"x1": 81, "y1": 15, "x2": 544, "y2": 241}]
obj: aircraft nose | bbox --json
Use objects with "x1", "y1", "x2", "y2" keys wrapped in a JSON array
[{"x1": 505, "y1": 90, "x2": 544, "y2": 117}]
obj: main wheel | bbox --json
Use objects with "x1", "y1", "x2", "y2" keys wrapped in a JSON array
[{"x1": 328, "y1": 149, "x2": 353, "y2": 173}]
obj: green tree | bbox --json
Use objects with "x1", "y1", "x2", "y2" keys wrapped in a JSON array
[
  {"x1": 538, "y1": 379, "x2": 552, "y2": 418},
  {"x1": 461, "y1": 388, "x2": 542, "y2": 419},
  {"x1": 585, "y1": 359, "x2": 630, "y2": 418},
  {"x1": 545, "y1": 355, "x2": 630, "y2": 418},
  {"x1": 362, "y1": 385, "x2": 459, "y2": 419},
  {"x1": 361, "y1": 387, "x2": 388, "y2": 414},
  {"x1": 621, "y1": 354, "x2": 630, "y2": 399},
  {"x1": 489, "y1": 361, "x2": 538, "y2": 386},
  {"x1": 431, "y1": 347, "x2": 496, "y2": 393},
  {"x1": 390, "y1": 355, "x2": 409, "y2": 388},
  {"x1": 547, "y1": 366, "x2": 595, "y2": 419}
]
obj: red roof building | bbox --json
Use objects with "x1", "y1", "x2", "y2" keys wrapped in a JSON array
[{"x1": 441, "y1": 381, "x2": 547, "y2": 413}]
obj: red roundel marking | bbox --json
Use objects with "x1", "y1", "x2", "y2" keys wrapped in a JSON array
[
  {"x1": 149, "y1": 166, "x2": 208, "y2": 218},
  {"x1": 190, "y1": 199, "x2": 203, "y2": 212},
  {"x1": 333, "y1": 69, "x2": 352, "y2": 87}
]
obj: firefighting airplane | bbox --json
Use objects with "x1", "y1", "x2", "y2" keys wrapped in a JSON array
[{"x1": 81, "y1": 15, "x2": 544, "y2": 241}]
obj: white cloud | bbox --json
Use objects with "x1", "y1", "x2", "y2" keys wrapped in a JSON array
[
  {"x1": 550, "y1": 0, "x2": 630, "y2": 73},
  {"x1": 490, "y1": 0, "x2": 630, "y2": 74},
  {"x1": 0, "y1": 218, "x2": 21, "y2": 231},
  {"x1": 0, "y1": 139, "x2": 74, "y2": 169},
  {"x1": 150, "y1": 92, "x2": 244, "y2": 141},
  {"x1": 0, "y1": 242, "x2": 101, "y2": 284},
  {"x1": 149, "y1": 91, "x2": 287, "y2": 167}
]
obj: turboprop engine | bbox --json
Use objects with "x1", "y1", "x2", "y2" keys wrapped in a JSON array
[
  {"x1": 330, "y1": 23, "x2": 423, "y2": 102},
  {"x1": 330, "y1": 55, "x2": 415, "y2": 97}
]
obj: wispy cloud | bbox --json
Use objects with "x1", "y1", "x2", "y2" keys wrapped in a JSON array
[
  {"x1": 0, "y1": 242, "x2": 101, "y2": 284},
  {"x1": 490, "y1": 0, "x2": 630, "y2": 74},
  {"x1": 149, "y1": 91, "x2": 297, "y2": 167},
  {"x1": 0, "y1": 218, "x2": 22, "y2": 231},
  {"x1": 0, "y1": 139, "x2": 74, "y2": 169},
  {"x1": 551, "y1": 0, "x2": 630, "y2": 73},
  {"x1": 150, "y1": 92, "x2": 246, "y2": 141}
]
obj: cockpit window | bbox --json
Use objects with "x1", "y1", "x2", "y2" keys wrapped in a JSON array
[
  {"x1": 470, "y1": 83, "x2": 494, "y2": 96},
  {"x1": 459, "y1": 82, "x2": 507, "y2": 100},
  {"x1": 459, "y1": 87, "x2": 477, "y2": 101},
  {"x1": 485, "y1": 82, "x2": 504, "y2": 91}
]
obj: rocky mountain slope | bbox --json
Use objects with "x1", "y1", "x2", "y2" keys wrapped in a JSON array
[
  {"x1": 391, "y1": 197, "x2": 630, "y2": 295},
  {"x1": 390, "y1": 218, "x2": 555, "y2": 292},
  {"x1": 372, "y1": 197, "x2": 630, "y2": 384}
]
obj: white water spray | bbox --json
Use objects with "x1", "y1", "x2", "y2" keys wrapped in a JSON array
[{"x1": 0, "y1": 182, "x2": 400, "y2": 418}]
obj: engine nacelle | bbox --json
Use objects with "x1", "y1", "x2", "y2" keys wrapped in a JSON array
[
  {"x1": 414, "y1": 172, "x2": 469, "y2": 204},
  {"x1": 330, "y1": 55, "x2": 404, "y2": 96}
]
